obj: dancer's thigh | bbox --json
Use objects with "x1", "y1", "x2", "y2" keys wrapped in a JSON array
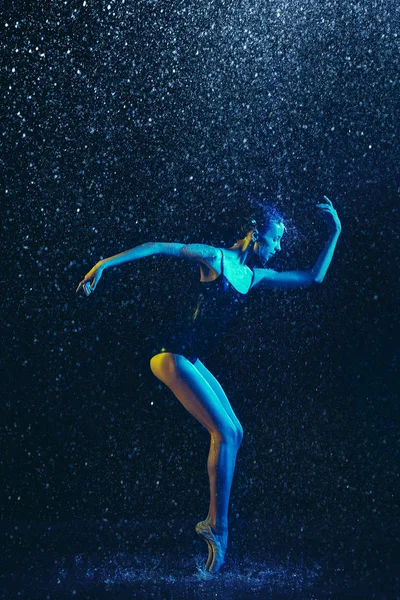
[
  {"x1": 150, "y1": 352, "x2": 238, "y2": 440},
  {"x1": 193, "y1": 358, "x2": 244, "y2": 439}
]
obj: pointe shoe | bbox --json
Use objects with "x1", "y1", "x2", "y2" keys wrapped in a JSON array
[
  {"x1": 195, "y1": 520, "x2": 227, "y2": 573},
  {"x1": 195, "y1": 520, "x2": 213, "y2": 570}
]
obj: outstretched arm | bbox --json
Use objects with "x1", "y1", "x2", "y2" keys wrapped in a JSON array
[
  {"x1": 251, "y1": 197, "x2": 342, "y2": 290},
  {"x1": 76, "y1": 242, "x2": 218, "y2": 295},
  {"x1": 98, "y1": 242, "x2": 219, "y2": 268}
]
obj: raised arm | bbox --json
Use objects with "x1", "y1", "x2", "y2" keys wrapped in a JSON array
[
  {"x1": 76, "y1": 242, "x2": 218, "y2": 295},
  {"x1": 251, "y1": 197, "x2": 342, "y2": 291}
]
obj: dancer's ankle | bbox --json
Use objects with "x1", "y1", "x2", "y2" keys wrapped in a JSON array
[{"x1": 211, "y1": 522, "x2": 228, "y2": 536}]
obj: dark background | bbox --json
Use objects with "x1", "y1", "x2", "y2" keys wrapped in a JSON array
[{"x1": 2, "y1": 0, "x2": 399, "y2": 596}]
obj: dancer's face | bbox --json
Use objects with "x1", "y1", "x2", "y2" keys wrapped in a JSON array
[{"x1": 253, "y1": 221, "x2": 285, "y2": 265}]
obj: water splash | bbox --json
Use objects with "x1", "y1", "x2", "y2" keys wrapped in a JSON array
[{"x1": 51, "y1": 550, "x2": 321, "y2": 597}]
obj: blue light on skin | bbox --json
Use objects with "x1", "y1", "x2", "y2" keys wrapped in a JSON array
[
  {"x1": 245, "y1": 197, "x2": 342, "y2": 289},
  {"x1": 252, "y1": 221, "x2": 285, "y2": 267},
  {"x1": 75, "y1": 197, "x2": 342, "y2": 573},
  {"x1": 77, "y1": 197, "x2": 341, "y2": 294}
]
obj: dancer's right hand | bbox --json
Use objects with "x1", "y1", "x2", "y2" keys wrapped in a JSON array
[{"x1": 76, "y1": 262, "x2": 104, "y2": 296}]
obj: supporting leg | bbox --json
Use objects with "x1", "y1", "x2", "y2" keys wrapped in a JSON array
[{"x1": 150, "y1": 352, "x2": 243, "y2": 572}]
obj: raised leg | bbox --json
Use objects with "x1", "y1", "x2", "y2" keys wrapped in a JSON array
[{"x1": 150, "y1": 352, "x2": 243, "y2": 572}]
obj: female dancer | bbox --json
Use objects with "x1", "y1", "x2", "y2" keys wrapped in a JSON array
[{"x1": 76, "y1": 197, "x2": 341, "y2": 573}]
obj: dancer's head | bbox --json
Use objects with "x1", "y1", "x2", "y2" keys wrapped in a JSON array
[
  {"x1": 234, "y1": 201, "x2": 286, "y2": 266},
  {"x1": 252, "y1": 219, "x2": 285, "y2": 265}
]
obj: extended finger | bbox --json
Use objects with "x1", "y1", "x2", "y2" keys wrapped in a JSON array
[
  {"x1": 76, "y1": 278, "x2": 89, "y2": 292},
  {"x1": 323, "y1": 196, "x2": 333, "y2": 206},
  {"x1": 76, "y1": 280, "x2": 87, "y2": 292}
]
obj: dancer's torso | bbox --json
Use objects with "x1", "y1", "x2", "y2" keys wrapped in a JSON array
[{"x1": 151, "y1": 249, "x2": 254, "y2": 363}]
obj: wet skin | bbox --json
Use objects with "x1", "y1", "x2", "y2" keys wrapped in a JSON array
[
  {"x1": 75, "y1": 198, "x2": 341, "y2": 573},
  {"x1": 252, "y1": 221, "x2": 285, "y2": 266}
]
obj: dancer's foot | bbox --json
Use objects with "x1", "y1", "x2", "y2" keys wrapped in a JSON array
[
  {"x1": 195, "y1": 520, "x2": 228, "y2": 573},
  {"x1": 195, "y1": 519, "x2": 213, "y2": 570}
]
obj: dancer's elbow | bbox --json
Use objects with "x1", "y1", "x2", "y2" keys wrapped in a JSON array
[{"x1": 312, "y1": 274, "x2": 324, "y2": 284}]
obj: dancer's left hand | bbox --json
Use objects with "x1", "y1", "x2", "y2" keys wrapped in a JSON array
[{"x1": 316, "y1": 196, "x2": 342, "y2": 233}]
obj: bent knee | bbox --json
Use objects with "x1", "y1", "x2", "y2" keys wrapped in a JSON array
[
  {"x1": 236, "y1": 423, "x2": 244, "y2": 446},
  {"x1": 214, "y1": 421, "x2": 244, "y2": 447},
  {"x1": 150, "y1": 352, "x2": 178, "y2": 380}
]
